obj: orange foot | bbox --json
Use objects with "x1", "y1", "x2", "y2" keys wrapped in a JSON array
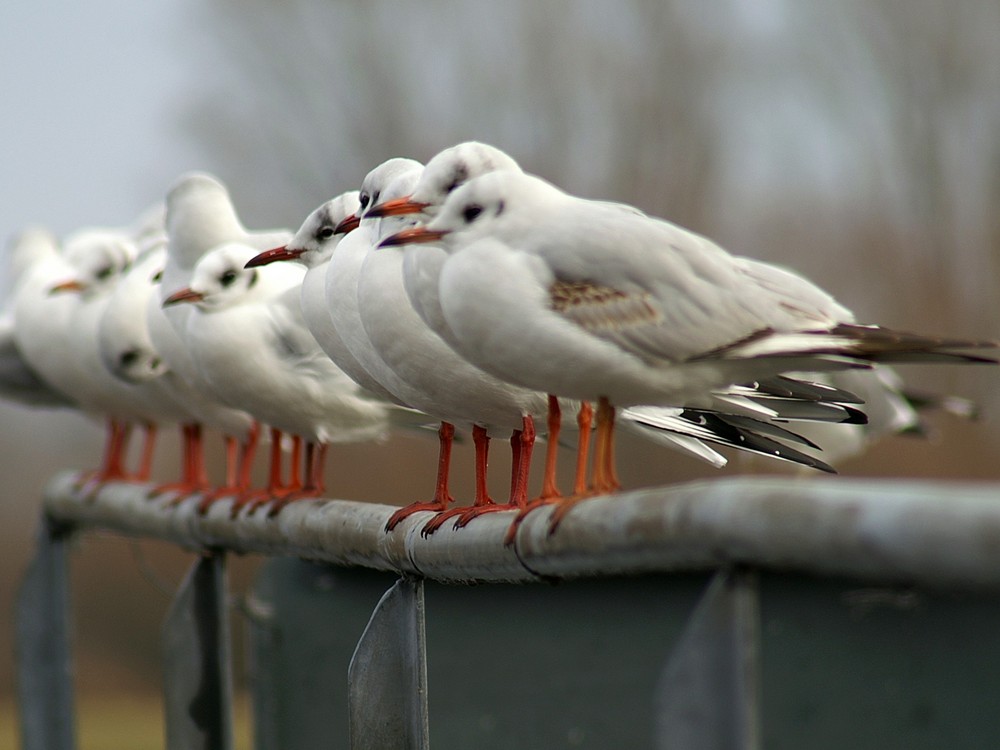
[
  {"x1": 266, "y1": 488, "x2": 323, "y2": 518},
  {"x1": 148, "y1": 480, "x2": 211, "y2": 502},
  {"x1": 503, "y1": 494, "x2": 562, "y2": 546},
  {"x1": 385, "y1": 499, "x2": 452, "y2": 532},
  {"x1": 546, "y1": 491, "x2": 599, "y2": 536}
]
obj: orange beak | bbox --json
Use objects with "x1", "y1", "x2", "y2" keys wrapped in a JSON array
[
  {"x1": 245, "y1": 245, "x2": 303, "y2": 268},
  {"x1": 334, "y1": 213, "x2": 361, "y2": 235},
  {"x1": 378, "y1": 226, "x2": 450, "y2": 248},
  {"x1": 162, "y1": 287, "x2": 205, "y2": 306},
  {"x1": 365, "y1": 196, "x2": 430, "y2": 219},
  {"x1": 49, "y1": 279, "x2": 86, "y2": 294}
]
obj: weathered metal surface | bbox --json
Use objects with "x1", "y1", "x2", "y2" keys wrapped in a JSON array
[
  {"x1": 15, "y1": 517, "x2": 76, "y2": 750},
  {"x1": 655, "y1": 569, "x2": 761, "y2": 750},
  {"x1": 43, "y1": 471, "x2": 1000, "y2": 589},
  {"x1": 163, "y1": 553, "x2": 234, "y2": 750},
  {"x1": 348, "y1": 577, "x2": 429, "y2": 750}
]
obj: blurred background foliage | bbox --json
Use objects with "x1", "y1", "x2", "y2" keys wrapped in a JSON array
[{"x1": 2, "y1": 1, "x2": 999, "y2": 747}]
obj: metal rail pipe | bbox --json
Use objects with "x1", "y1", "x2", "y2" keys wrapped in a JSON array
[{"x1": 43, "y1": 471, "x2": 1000, "y2": 589}]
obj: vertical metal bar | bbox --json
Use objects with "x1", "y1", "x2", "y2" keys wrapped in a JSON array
[
  {"x1": 655, "y1": 568, "x2": 761, "y2": 750},
  {"x1": 163, "y1": 552, "x2": 235, "y2": 750},
  {"x1": 348, "y1": 577, "x2": 429, "y2": 750},
  {"x1": 15, "y1": 516, "x2": 76, "y2": 750}
]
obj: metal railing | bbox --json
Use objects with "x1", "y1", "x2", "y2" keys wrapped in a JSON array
[{"x1": 15, "y1": 471, "x2": 1000, "y2": 749}]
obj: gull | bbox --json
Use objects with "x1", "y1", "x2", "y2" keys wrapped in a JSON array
[
  {"x1": 0, "y1": 229, "x2": 75, "y2": 409},
  {"x1": 95, "y1": 242, "x2": 226, "y2": 498},
  {"x1": 246, "y1": 191, "x2": 405, "y2": 404},
  {"x1": 352, "y1": 160, "x2": 552, "y2": 533},
  {"x1": 367, "y1": 144, "x2": 860, "y2": 538},
  {"x1": 163, "y1": 241, "x2": 395, "y2": 516},
  {"x1": 381, "y1": 169, "x2": 995, "y2": 529},
  {"x1": 355, "y1": 157, "x2": 836, "y2": 535},
  {"x1": 149, "y1": 171, "x2": 292, "y2": 501},
  {"x1": 13, "y1": 224, "x2": 169, "y2": 489}
]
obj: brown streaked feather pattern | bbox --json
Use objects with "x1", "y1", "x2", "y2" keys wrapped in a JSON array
[{"x1": 549, "y1": 279, "x2": 661, "y2": 333}]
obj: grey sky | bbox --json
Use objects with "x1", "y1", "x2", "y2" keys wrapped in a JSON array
[{"x1": 0, "y1": 1, "x2": 199, "y2": 237}]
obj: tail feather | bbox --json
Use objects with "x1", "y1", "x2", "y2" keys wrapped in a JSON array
[
  {"x1": 701, "y1": 323, "x2": 998, "y2": 366},
  {"x1": 621, "y1": 406, "x2": 836, "y2": 474}
]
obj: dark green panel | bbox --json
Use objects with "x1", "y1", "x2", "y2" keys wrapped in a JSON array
[
  {"x1": 760, "y1": 573, "x2": 1000, "y2": 749},
  {"x1": 422, "y1": 574, "x2": 708, "y2": 749},
  {"x1": 250, "y1": 559, "x2": 397, "y2": 750}
]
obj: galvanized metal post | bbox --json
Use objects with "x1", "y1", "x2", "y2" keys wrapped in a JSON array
[
  {"x1": 655, "y1": 568, "x2": 761, "y2": 750},
  {"x1": 163, "y1": 552, "x2": 235, "y2": 750},
  {"x1": 15, "y1": 516, "x2": 77, "y2": 750},
  {"x1": 348, "y1": 576, "x2": 429, "y2": 750}
]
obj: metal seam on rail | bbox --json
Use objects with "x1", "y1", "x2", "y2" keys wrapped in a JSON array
[{"x1": 41, "y1": 470, "x2": 1000, "y2": 589}]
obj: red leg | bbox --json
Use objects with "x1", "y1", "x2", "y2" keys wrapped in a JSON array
[
  {"x1": 549, "y1": 397, "x2": 618, "y2": 535},
  {"x1": 504, "y1": 397, "x2": 566, "y2": 545},
  {"x1": 421, "y1": 424, "x2": 495, "y2": 536},
  {"x1": 78, "y1": 419, "x2": 135, "y2": 496},
  {"x1": 573, "y1": 402, "x2": 594, "y2": 496},
  {"x1": 245, "y1": 427, "x2": 289, "y2": 515},
  {"x1": 211, "y1": 422, "x2": 266, "y2": 517},
  {"x1": 540, "y1": 395, "x2": 562, "y2": 500},
  {"x1": 453, "y1": 416, "x2": 535, "y2": 530},
  {"x1": 133, "y1": 423, "x2": 157, "y2": 482},
  {"x1": 266, "y1": 440, "x2": 329, "y2": 517},
  {"x1": 385, "y1": 422, "x2": 456, "y2": 531},
  {"x1": 149, "y1": 423, "x2": 211, "y2": 499}
]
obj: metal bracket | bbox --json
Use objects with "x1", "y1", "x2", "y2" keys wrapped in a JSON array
[
  {"x1": 655, "y1": 567, "x2": 761, "y2": 750},
  {"x1": 15, "y1": 516, "x2": 77, "y2": 750},
  {"x1": 163, "y1": 552, "x2": 235, "y2": 750},
  {"x1": 349, "y1": 576, "x2": 429, "y2": 750}
]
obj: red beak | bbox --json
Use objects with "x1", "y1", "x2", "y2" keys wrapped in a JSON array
[
  {"x1": 378, "y1": 226, "x2": 450, "y2": 248},
  {"x1": 49, "y1": 279, "x2": 86, "y2": 294},
  {"x1": 334, "y1": 213, "x2": 361, "y2": 235},
  {"x1": 162, "y1": 287, "x2": 205, "y2": 306},
  {"x1": 245, "y1": 245, "x2": 304, "y2": 268},
  {"x1": 365, "y1": 196, "x2": 430, "y2": 219}
]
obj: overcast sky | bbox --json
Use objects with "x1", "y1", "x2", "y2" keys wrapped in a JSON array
[{"x1": 0, "y1": 2, "x2": 200, "y2": 239}]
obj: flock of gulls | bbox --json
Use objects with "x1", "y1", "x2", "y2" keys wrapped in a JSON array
[{"x1": 1, "y1": 141, "x2": 993, "y2": 543}]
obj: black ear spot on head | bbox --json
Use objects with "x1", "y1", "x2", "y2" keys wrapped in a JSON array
[
  {"x1": 495, "y1": 199, "x2": 505, "y2": 216},
  {"x1": 119, "y1": 349, "x2": 139, "y2": 368},
  {"x1": 248, "y1": 269, "x2": 259, "y2": 288},
  {"x1": 461, "y1": 203, "x2": 484, "y2": 223},
  {"x1": 444, "y1": 163, "x2": 469, "y2": 195}
]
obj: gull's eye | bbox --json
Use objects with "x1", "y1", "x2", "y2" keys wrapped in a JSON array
[
  {"x1": 119, "y1": 349, "x2": 139, "y2": 368},
  {"x1": 95, "y1": 265, "x2": 113, "y2": 281},
  {"x1": 461, "y1": 203, "x2": 484, "y2": 223},
  {"x1": 219, "y1": 269, "x2": 238, "y2": 287},
  {"x1": 317, "y1": 225, "x2": 335, "y2": 240},
  {"x1": 358, "y1": 193, "x2": 370, "y2": 211}
]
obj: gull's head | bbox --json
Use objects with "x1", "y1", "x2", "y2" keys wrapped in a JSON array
[
  {"x1": 103, "y1": 341, "x2": 168, "y2": 384},
  {"x1": 423, "y1": 171, "x2": 562, "y2": 246},
  {"x1": 98, "y1": 251, "x2": 170, "y2": 383},
  {"x1": 251, "y1": 191, "x2": 361, "y2": 269},
  {"x1": 5, "y1": 227, "x2": 59, "y2": 290},
  {"x1": 163, "y1": 242, "x2": 262, "y2": 312},
  {"x1": 356, "y1": 157, "x2": 423, "y2": 221},
  {"x1": 372, "y1": 170, "x2": 425, "y2": 245},
  {"x1": 367, "y1": 142, "x2": 521, "y2": 221},
  {"x1": 55, "y1": 229, "x2": 137, "y2": 296},
  {"x1": 165, "y1": 171, "x2": 245, "y2": 265}
]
